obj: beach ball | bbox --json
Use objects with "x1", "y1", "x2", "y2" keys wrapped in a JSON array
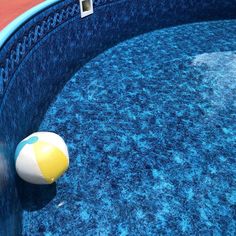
[{"x1": 15, "y1": 132, "x2": 69, "y2": 184}]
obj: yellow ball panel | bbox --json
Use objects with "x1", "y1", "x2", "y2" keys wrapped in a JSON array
[{"x1": 33, "y1": 141, "x2": 69, "y2": 184}]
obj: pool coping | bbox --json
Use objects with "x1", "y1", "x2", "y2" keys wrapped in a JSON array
[{"x1": 0, "y1": 0, "x2": 60, "y2": 49}]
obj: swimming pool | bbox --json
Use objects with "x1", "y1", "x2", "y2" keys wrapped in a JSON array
[{"x1": 0, "y1": 0, "x2": 236, "y2": 235}]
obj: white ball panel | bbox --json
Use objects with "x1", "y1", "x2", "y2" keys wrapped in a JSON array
[{"x1": 16, "y1": 144, "x2": 47, "y2": 185}]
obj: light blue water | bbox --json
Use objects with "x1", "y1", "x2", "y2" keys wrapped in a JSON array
[{"x1": 23, "y1": 20, "x2": 236, "y2": 235}]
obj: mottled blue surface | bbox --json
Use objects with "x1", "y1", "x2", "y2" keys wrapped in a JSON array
[
  {"x1": 22, "y1": 20, "x2": 236, "y2": 235},
  {"x1": 0, "y1": 0, "x2": 236, "y2": 235}
]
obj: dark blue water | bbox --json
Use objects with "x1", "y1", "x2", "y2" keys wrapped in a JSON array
[{"x1": 23, "y1": 20, "x2": 236, "y2": 235}]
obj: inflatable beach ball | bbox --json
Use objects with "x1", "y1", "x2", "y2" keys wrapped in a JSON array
[{"x1": 15, "y1": 132, "x2": 69, "y2": 185}]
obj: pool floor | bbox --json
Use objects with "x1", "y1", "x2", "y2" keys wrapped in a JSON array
[{"x1": 22, "y1": 20, "x2": 236, "y2": 235}]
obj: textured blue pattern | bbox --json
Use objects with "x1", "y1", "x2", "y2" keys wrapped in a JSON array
[
  {"x1": 1, "y1": 0, "x2": 236, "y2": 99},
  {"x1": 0, "y1": 0, "x2": 236, "y2": 235},
  {"x1": 22, "y1": 20, "x2": 236, "y2": 235},
  {"x1": 0, "y1": 1, "x2": 81, "y2": 98}
]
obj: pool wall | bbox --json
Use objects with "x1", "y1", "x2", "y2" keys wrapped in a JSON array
[{"x1": 0, "y1": 0, "x2": 235, "y2": 234}]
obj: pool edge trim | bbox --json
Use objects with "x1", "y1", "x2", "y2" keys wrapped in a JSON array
[{"x1": 0, "y1": 0, "x2": 60, "y2": 49}]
